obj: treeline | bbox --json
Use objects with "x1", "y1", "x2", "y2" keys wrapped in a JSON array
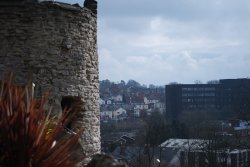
[{"x1": 100, "y1": 79, "x2": 164, "y2": 98}]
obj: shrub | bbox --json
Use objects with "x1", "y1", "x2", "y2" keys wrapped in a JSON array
[{"x1": 0, "y1": 73, "x2": 83, "y2": 167}]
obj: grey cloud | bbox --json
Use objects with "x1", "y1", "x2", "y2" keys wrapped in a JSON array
[
  {"x1": 60, "y1": 0, "x2": 250, "y2": 21},
  {"x1": 62, "y1": 0, "x2": 250, "y2": 85},
  {"x1": 100, "y1": 50, "x2": 250, "y2": 85},
  {"x1": 98, "y1": 0, "x2": 250, "y2": 21}
]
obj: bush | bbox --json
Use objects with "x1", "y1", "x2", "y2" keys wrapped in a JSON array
[{"x1": 0, "y1": 73, "x2": 83, "y2": 167}]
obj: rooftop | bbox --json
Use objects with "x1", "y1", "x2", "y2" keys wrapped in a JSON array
[{"x1": 160, "y1": 138, "x2": 208, "y2": 150}]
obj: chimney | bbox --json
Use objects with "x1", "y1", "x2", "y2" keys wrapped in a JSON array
[{"x1": 84, "y1": 0, "x2": 97, "y2": 14}]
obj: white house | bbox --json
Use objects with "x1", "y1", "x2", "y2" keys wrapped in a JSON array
[
  {"x1": 133, "y1": 104, "x2": 148, "y2": 117},
  {"x1": 154, "y1": 102, "x2": 166, "y2": 113},
  {"x1": 134, "y1": 104, "x2": 148, "y2": 110},
  {"x1": 112, "y1": 94, "x2": 123, "y2": 102},
  {"x1": 106, "y1": 99, "x2": 112, "y2": 105},
  {"x1": 144, "y1": 96, "x2": 159, "y2": 104},
  {"x1": 231, "y1": 120, "x2": 250, "y2": 135},
  {"x1": 112, "y1": 107, "x2": 127, "y2": 120},
  {"x1": 99, "y1": 98, "x2": 106, "y2": 105},
  {"x1": 100, "y1": 110, "x2": 113, "y2": 121},
  {"x1": 134, "y1": 110, "x2": 141, "y2": 117},
  {"x1": 101, "y1": 106, "x2": 127, "y2": 121}
]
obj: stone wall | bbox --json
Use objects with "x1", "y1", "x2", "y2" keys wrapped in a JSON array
[{"x1": 0, "y1": 0, "x2": 100, "y2": 163}]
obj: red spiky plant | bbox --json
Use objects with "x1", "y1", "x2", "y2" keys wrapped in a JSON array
[{"x1": 0, "y1": 73, "x2": 83, "y2": 167}]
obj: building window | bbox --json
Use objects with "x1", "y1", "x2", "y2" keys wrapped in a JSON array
[
  {"x1": 204, "y1": 87, "x2": 215, "y2": 91},
  {"x1": 182, "y1": 88, "x2": 188, "y2": 91},
  {"x1": 61, "y1": 96, "x2": 82, "y2": 130},
  {"x1": 205, "y1": 93, "x2": 215, "y2": 96}
]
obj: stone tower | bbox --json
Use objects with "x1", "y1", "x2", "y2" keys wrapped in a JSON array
[{"x1": 0, "y1": 0, "x2": 100, "y2": 163}]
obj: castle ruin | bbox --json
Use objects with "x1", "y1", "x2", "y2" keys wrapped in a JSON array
[{"x1": 0, "y1": 0, "x2": 100, "y2": 163}]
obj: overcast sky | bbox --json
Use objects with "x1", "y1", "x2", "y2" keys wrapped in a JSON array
[{"x1": 61, "y1": 0, "x2": 250, "y2": 85}]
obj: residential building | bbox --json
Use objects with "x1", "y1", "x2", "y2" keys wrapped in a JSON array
[
  {"x1": 113, "y1": 107, "x2": 127, "y2": 120},
  {"x1": 144, "y1": 96, "x2": 159, "y2": 104},
  {"x1": 134, "y1": 110, "x2": 141, "y2": 117},
  {"x1": 99, "y1": 98, "x2": 106, "y2": 105},
  {"x1": 228, "y1": 120, "x2": 250, "y2": 136},
  {"x1": 106, "y1": 99, "x2": 113, "y2": 105},
  {"x1": 134, "y1": 104, "x2": 149, "y2": 110},
  {"x1": 100, "y1": 106, "x2": 127, "y2": 121},
  {"x1": 154, "y1": 102, "x2": 166, "y2": 113},
  {"x1": 112, "y1": 94, "x2": 123, "y2": 102},
  {"x1": 100, "y1": 110, "x2": 113, "y2": 121}
]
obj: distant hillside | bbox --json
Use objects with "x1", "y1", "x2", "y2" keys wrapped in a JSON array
[{"x1": 99, "y1": 79, "x2": 165, "y2": 103}]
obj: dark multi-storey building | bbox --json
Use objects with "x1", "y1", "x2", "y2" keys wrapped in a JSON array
[{"x1": 166, "y1": 79, "x2": 250, "y2": 120}]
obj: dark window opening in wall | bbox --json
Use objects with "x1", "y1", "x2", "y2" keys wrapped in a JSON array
[{"x1": 61, "y1": 96, "x2": 82, "y2": 132}]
